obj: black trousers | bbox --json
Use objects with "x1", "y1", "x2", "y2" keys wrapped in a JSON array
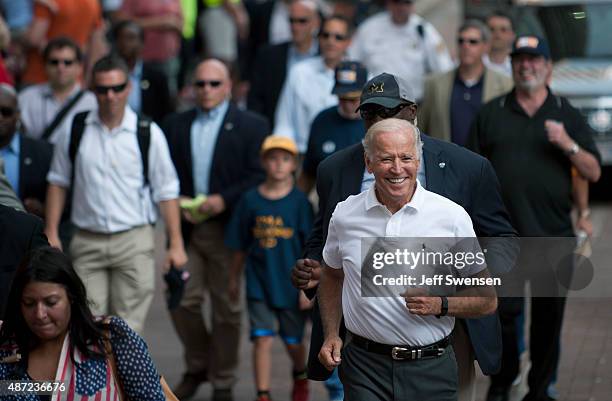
[{"x1": 491, "y1": 296, "x2": 566, "y2": 401}]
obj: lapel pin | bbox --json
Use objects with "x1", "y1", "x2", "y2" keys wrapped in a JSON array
[
  {"x1": 140, "y1": 80, "x2": 150, "y2": 90},
  {"x1": 438, "y1": 162, "x2": 446, "y2": 169},
  {"x1": 24, "y1": 157, "x2": 32, "y2": 166},
  {"x1": 225, "y1": 122, "x2": 233, "y2": 130}
]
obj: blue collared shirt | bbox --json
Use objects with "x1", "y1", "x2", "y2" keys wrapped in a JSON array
[
  {"x1": 0, "y1": 134, "x2": 20, "y2": 196},
  {"x1": 191, "y1": 100, "x2": 230, "y2": 195},
  {"x1": 128, "y1": 61, "x2": 143, "y2": 113},
  {"x1": 286, "y1": 41, "x2": 318, "y2": 73}
]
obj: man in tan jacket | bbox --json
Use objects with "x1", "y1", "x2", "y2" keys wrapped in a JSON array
[{"x1": 419, "y1": 19, "x2": 512, "y2": 145}]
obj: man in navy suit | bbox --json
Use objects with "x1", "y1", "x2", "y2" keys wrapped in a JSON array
[
  {"x1": 292, "y1": 73, "x2": 517, "y2": 401},
  {"x1": 163, "y1": 58, "x2": 269, "y2": 401},
  {"x1": 0, "y1": 84, "x2": 53, "y2": 218}
]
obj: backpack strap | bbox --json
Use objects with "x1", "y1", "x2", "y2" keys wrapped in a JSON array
[
  {"x1": 136, "y1": 116, "x2": 151, "y2": 188},
  {"x1": 68, "y1": 111, "x2": 90, "y2": 187}
]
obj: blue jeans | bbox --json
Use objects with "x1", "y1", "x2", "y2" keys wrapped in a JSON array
[{"x1": 325, "y1": 368, "x2": 343, "y2": 401}]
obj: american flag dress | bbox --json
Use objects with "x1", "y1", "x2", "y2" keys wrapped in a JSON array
[{"x1": 0, "y1": 317, "x2": 164, "y2": 401}]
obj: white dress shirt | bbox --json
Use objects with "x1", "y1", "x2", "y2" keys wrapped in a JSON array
[
  {"x1": 274, "y1": 57, "x2": 337, "y2": 152},
  {"x1": 323, "y1": 181, "x2": 484, "y2": 346},
  {"x1": 348, "y1": 12, "x2": 454, "y2": 100},
  {"x1": 47, "y1": 106, "x2": 179, "y2": 233},
  {"x1": 18, "y1": 84, "x2": 98, "y2": 144}
]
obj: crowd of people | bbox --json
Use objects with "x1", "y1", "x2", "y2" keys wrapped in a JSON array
[{"x1": 0, "y1": 1, "x2": 603, "y2": 401}]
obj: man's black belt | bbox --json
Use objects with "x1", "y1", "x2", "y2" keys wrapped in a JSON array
[{"x1": 349, "y1": 332, "x2": 451, "y2": 361}]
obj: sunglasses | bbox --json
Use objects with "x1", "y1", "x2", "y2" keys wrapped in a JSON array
[
  {"x1": 289, "y1": 17, "x2": 310, "y2": 25},
  {"x1": 0, "y1": 106, "x2": 15, "y2": 118},
  {"x1": 391, "y1": 0, "x2": 414, "y2": 3},
  {"x1": 458, "y1": 38, "x2": 482, "y2": 45},
  {"x1": 320, "y1": 31, "x2": 348, "y2": 41},
  {"x1": 194, "y1": 80, "x2": 222, "y2": 88},
  {"x1": 359, "y1": 103, "x2": 411, "y2": 120},
  {"x1": 47, "y1": 58, "x2": 76, "y2": 66},
  {"x1": 94, "y1": 82, "x2": 128, "y2": 95}
]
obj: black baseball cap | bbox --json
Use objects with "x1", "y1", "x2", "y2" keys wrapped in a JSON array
[
  {"x1": 332, "y1": 61, "x2": 368, "y2": 97},
  {"x1": 510, "y1": 35, "x2": 551, "y2": 60},
  {"x1": 357, "y1": 73, "x2": 417, "y2": 110}
]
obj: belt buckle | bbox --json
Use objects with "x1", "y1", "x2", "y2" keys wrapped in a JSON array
[
  {"x1": 391, "y1": 347, "x2": 409, "y2": 360},
  {"x1": 437, "y1": 347, "x2": 445, "y2": 356}
]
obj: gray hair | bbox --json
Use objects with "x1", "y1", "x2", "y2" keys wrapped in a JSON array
[
  {"x1": 362, "y1": 118, "x2": 422, "y2": 160},
  {"x1": 459, "y1": 19, "x2": 491, "y2": 43}
]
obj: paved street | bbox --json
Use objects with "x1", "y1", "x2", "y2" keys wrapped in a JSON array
[{"x1": 143, "y1": 204, "x2": 612, "y2": 401}]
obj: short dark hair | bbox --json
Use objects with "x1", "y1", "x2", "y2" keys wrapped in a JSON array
[
  {"x1": 112, "y1": 19, "x2": 145, "y2": 42},
  {"x1": 487, "y1": 9, "x2": 514, "y2": 32},
  {"x1": 321, "y1": 14, "x2": 355, "y2": 37},
  {"x1": 91, "y1": 54, "x2": 130, "y2": 81},
  {"x1": 0, "y1": 247, "x2": 108, "y2": 361},
  {"x1": 43, "y1": 36, "x2": 83, "y2": 62}
]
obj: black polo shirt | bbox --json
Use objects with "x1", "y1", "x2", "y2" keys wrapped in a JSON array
[
  {"x1": 467, "y1": 88, "x2": 601, "y2": 236},
  {"x1": 450, "y1": 74, "x2": 484, "y2": 146}
]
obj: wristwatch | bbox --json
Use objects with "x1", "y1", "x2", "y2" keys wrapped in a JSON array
[
  {"x1": 565, "y1": 142, "x2": 580, "y2": 156},
  {"x1": 436, "y1": 296, "x2": 448, "y2": 318}
]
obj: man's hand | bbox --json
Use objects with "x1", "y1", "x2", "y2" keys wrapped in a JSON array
[
  {"x1": 45, "y1": 229, "x2": 62, "y2": 251},
  {"x1": 545, "y1": 120, "x2": 574, "y2": 152},
  {"x1": 199, "y1": 194, "x2": 226, "y2": 217},
  {"x1": 23, "y1": 198, "x2": 44, "y2": 217},
  {"x1": 292, "y1": 258, "x2": 321, "y2": 289},
  {"x1": 318, "y1": 335, "x2": 343, "y2": 371},
  {"x1": 576, "y1": 214, "x2": 593, "y2": 237},
  {"x1": 179, "y1": 196, "x2": 197, "y2": 223},
  {"x1": 228, "y1": 275, "x2": 240, "y2": 304},
  {"x1": 401, "y1": 288, "x2": 442, "y2": 316},
  {"x1": 164, "y1": 244, "x2": 188, "y2": 272}
]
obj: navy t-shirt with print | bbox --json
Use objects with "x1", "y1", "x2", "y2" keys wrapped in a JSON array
[
  {"x1": 225, "y1": 187, "x2": 313, "y2": 309},
  {"x1": 303, "y1": 106, "x2": 365, "y2": 177}
]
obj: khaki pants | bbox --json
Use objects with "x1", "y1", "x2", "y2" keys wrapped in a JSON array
[
  {"x1": 70, "y1": 225, "x2": 155, "y2": 334},
  {"x1": 170, "y1": 220, "x2": 242, "y2": 389}
]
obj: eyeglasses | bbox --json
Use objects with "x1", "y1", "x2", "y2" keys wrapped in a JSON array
[
  {"x1": 47, "y1": 58, "x2": 76, "y2": 66},
  {"x1": 320, "y1": 31, "x2": 348, "y2": 41},
  {"x1": 458, "y1": 38, "x2": 482, "y2": 45},
  {"x1": 194, "y1": 80, "x2": 222, "y2": 88},
  {"x1": 359, "y1": 103, "x2": 411, "y2": 120},
  {"x1": 391, "y1": 0, "x2": 414, "y2": 4},
  {"x1": 0, "y1": 106, "x2": 15, "y2": 118},
  {"x1": 93, "y1": 82, "x2": 128, "y2": 95},
  {"x1": 289, "y1": 17, "x2": 310, "y2": 25}
]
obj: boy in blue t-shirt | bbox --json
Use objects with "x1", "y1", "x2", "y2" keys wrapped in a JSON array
[{"x1": 225, "y1": 136, "x2": 313, "y2": 401}]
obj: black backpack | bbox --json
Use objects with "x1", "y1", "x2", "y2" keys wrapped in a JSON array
[{"x1": 68, "y1": 111, "x2": 151, "y2": 189}]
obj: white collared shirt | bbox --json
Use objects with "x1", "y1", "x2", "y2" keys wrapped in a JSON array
[
  {"x1": 323, "y1": 180, "x2": 482, "y2": 346},
  {"x1": 18, "y1": 83, "x2": 98, "y2": 143},
  {"x1": 483, "y1": 53, "x2": 512, "y2": 77},
  {"x1": 348, "y1": 12, "x2": 454, "y2": 100},
  {"x1": 47, "y1": 106, "x2": 179, "y2": 233},
  {"x1": 273, "y1": 57, "x2": 338, "y2": 153}
]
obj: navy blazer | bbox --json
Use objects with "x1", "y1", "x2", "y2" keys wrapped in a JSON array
[
  {"x1": 0, "y1": 205, "x2": 48, "y2": 318},
  {"x1": 18, "y1": 135, "x2": 53, "y2": 204},
  {"x1": 304, "y1": 134, "x2": 517, "y2": 379},
  {"x1": 247, "y1": 41, "x2": 290, "y2": 128},
  {"x1": 162, "y1": 103, "x2": 269, "y2": 242}
]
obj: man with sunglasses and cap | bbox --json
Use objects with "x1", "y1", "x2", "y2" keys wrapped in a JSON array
[
  {"x1": 44, "y1": 54, "x2": 187, "y2": 334},
  {"x1": 292, "y1": 72, "x2": 517, "y2": 401},
  {"x1": 468, "y1": 36, "x2": 601, "y2": 401},
  {"x1": 298, "y1": 60, "x2": 367, "y2": 194},
  {"x1": 162, "y1": 58, "x2": 269, "y2": 401},
  {"x1": 348, "y1": 0, "x2": 453, "y2": 102}
]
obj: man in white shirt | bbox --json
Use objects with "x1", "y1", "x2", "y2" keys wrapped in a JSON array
[
  {"x1": 274, "y1": 15, "x2": 353, "y2": 153},
  {"x1": 44, "y1": 55, "x2": 187, "y2": 333},
  {"x1": 318, "y1": 118, "x2": 497, "y2": 401},
  {"x1": 483, "y1": 10, "x2": 515, "y2": 77},
  {"x1": 348, "y1": 0, "x2": 454, "y2": 101},
  {"x1": 18, "y1": 37, "x2": 97, "y2": 144}
]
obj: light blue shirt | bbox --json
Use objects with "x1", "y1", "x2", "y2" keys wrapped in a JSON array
[
  {"x1": 0, "y1": 0, "x2": 33, "y2": 31},
  {"x1": 128, "y1": 61, "x2": 143, "y2": 114},
  {"x1": 361, "y1": 147, "x2": 426, "y2": 192},
  {"x1": 286, "y1": 41, "x2": 318, "y2": 73},
  {"x1": 191, "y1": 100, "x2": 229, "y2": 195},
  {"x1": 0, "y1": 134, "x2": 20, "y2": 196}
]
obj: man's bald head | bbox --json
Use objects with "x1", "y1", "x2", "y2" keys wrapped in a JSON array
[{"x1": 193, "y1": 59, "x2": 232, "y2": 111}]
